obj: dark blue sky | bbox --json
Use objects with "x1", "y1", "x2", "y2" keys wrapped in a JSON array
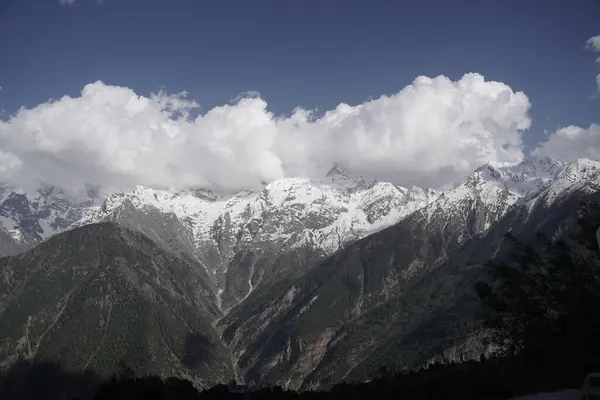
[{"x1": 0, "y1": 0, "x2": 599, "y2": 151}]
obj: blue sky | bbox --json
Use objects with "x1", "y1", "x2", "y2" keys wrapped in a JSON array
[
  {"x1": 2, "y1": 0, "x2": 599, "y2": 146},
  {"x1": 0, "y1": 0, "x2": 599, "y2": 193}
]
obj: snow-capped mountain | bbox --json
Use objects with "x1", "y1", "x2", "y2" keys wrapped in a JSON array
[
  {"x1": 0, "y1": 185, "x2": 98, "y2": 249},
  {"x1": 0, "y1": 164, "x2": 439, "y2": 309},
  {"x1": 1, "y1": 158, "x2": 600, "y2": 391},
  {"x1": 380, "y1": 157, "x2": 600, "y2": 274},
  {"x1": 218, "y1": 158, "x2": 600, "y2": 390},
  {"x1": 538, "y1": 158, "x2": 600, "y2": 205},
  {"x1": 429, "y1": 157, "x2": 568, "y2": 236},
  {"x1": 1, "y1": 158, "x2": 598, "y2": 309}
]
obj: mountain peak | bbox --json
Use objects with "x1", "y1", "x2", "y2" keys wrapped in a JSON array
[
  {"x1": 189, "y1": 188, "x2": 220, "y2": 202},
  {"x1": 326, "y1": 162, "x2": 355, "y2": 179},
  {"x1": 324, "y1": 163, "x2": 374, "y2": 189},
  {"x1": 555, "y1": 158, "x2": 600, "y2": 183},
  {"x1": 470, "y1": 157, "x2": 566, "y2": 188}
]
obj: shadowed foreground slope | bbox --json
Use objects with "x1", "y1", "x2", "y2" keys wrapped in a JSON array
[
  {"x1": 0, "y1": 222, "x2": 234, "y2": 388},
  {"x1": 0, "y1": 357, "x2": 590, "y2": 400}
]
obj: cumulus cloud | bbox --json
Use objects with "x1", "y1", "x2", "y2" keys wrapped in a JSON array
[
  {"x1": 59, "y1": 0, "x2": 76, "y2": 5},
  {"x1": 587, "y1": 35, "x2": 600, "y2": 51},
  {"x1": 532, "y1": 124, "x2": 600, "y2": 162},
  {"x1": 0, "y1": 73, "x2": 531, "y2": 197},
  {"x1": 586, "y1": 35, "x2": 600, "y2": 91}
]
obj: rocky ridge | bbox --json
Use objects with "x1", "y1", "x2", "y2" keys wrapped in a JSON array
[{"x1": 0, "y1": 165, "x2": 439, "y2": 310}]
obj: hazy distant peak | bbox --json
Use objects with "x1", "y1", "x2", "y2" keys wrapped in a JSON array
[{"x1": 324, "y1": 162, "x2": 375, "y2": 189}]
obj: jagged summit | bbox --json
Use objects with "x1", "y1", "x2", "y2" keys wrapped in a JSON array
[
  {"x1": 473, "y1": 157, "x2": 563, "y2": 184},
  {"x1": 0, "y1": 158, "x2": 596, "y2": 250},
  {"x1": 463, "y1": 157, "x2": 566, "y2": 203},
  {"x1": 540, "y1": 158, "x2": 600, "y2": 205},
  {"x1": 418, "y1": 157, "x2": 599, "y2": 235},
  {"x1": 557, "y1": 158, "x2": 600, "y2": 181},
  {"x1": 465, "y1": 158, "x2": 600, "y2": 209},
  {"x1": 190, "y1": 188, "x2": 220, "y2": 202},
  {"x1": 323, "y1": 162, "x2": 375, "y2": 189}
]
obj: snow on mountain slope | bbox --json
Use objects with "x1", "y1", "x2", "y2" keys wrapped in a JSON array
[
  {"x1": 1, "y1": 158, "x2": 597, "y2": 255},
  {"x1": 76, "y1": 166, "x2": 439, "y2": 262},
  {"x1": 1, "y1": 159, "x2": 598, "y2": 305},
  {"x1": 427, "y1": 157, "x2": 570, "y2": 236},
  {"x1": 0, "y1": 185, "x2": 98, "y2": 249},
  {"x1": 0, "y1": 165, "x2": 439, "y2": 306},
  {"x1": 540, "y1": 158, "x2": 600, "y2": 204}
]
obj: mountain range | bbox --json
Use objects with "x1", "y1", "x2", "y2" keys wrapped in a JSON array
[
  {"x1": 0, "y1": 164, "x2": 439, "y2": 311},
  {"x1": 0, "y1": 157, "x2": 599, "y2": 390}
]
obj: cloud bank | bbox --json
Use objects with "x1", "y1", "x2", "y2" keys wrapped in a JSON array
[
  {"x1": 532, "y1": 124, "x2": 600, "y2": 162},
  {"x1": 0, "y1": 73, "x2": 532, "y2": 196}
]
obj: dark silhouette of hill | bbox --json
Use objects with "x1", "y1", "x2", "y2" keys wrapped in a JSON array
[
  {"x1": 0, "y1": 357, "x2": 579, "y2": 400},
  {"x1": 0, "y1": 360, "x2": 99, "y2": 400}
]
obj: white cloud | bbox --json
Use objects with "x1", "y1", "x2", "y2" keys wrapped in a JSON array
[
  {"x1": 586, "y1": 35, "x2": 600, "y2": 51},
  {"x1": 586, "y1": 35, "x2": 600, "y2": 91},
  {"x1": 532, "y1": 124, "x2": 600, "y2": 162},
  {"x1": 0, "y1": 73, "x2": 531, "y2": 196}
]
